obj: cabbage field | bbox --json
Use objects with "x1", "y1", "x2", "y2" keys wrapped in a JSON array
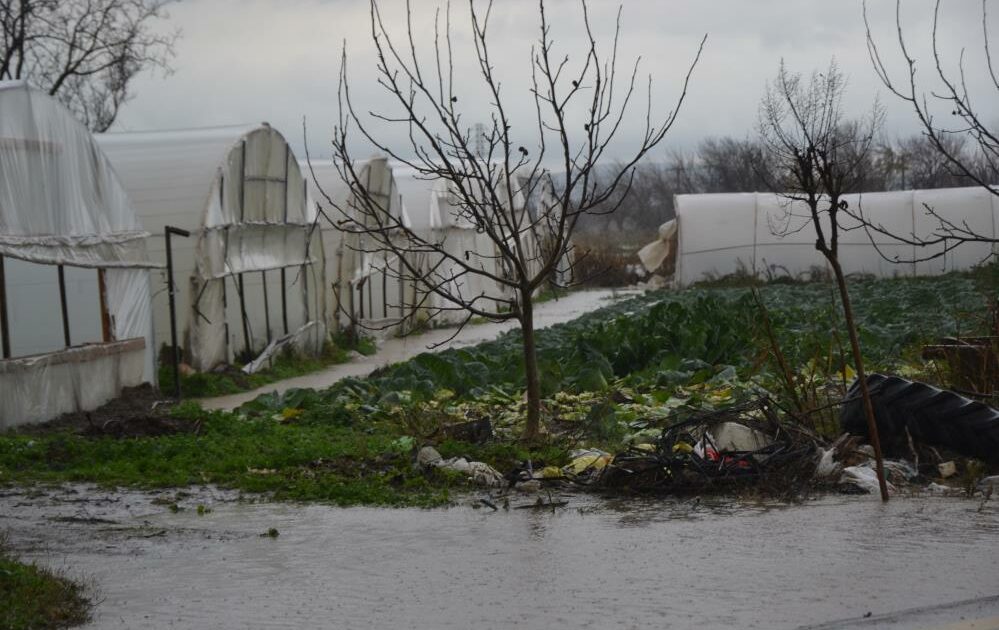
[{"x1": 0, "y1": 269, "x2": 993, "y2": 506}]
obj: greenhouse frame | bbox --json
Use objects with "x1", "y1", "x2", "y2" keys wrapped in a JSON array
[
  {"x1": 0, "y1": 81, "x2": 158, "y2": 428},
  {"x1": 96, "y1": 123, "x2": 326, "y2": 372}
]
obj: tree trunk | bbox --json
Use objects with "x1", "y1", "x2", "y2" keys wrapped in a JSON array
[
  {"x1": 521, "y1": 288, "x2": 542, "y2": 440},
  {"x1": 829, "y1": 257, "x2": 890, "y2": 502}
]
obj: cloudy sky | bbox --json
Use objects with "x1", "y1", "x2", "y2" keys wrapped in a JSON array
[{"x1": 114, "y1": 0, "x2": 998, "y2": 164}]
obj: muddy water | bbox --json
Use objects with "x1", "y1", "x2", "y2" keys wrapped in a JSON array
[{"x1": 2, "y1": 487, "x2": 997, "y2": 629}]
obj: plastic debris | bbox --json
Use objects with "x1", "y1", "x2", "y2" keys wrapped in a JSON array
[
  {"x1": 840, "y1": 465, "x2": 897, "y2": 496},
  {"x1": 538, "y1": 466, "x2": 564, "y2": 480},
  {"x1": 937, "y1": 461, "x2": 957, "y2": 479},
  {"x1": 814, "y1": 448, "x2": 842, "y2": 479},
  {"x1": 417, "y1": 446, "x2": 443, "y2": 468},
  {"x1": 841, "y1": 374, "x2": 999, "y2": 464},
  {"x1": 598, "y1": 398, "x2": 817, "y2": 493},
  {"x1": 416, "y1": 445, "x2": 505, "y2": 487},
  {"x1": 438, "y1": 457, "x2": 506, "y2": 487},
  {"x1": 566, "y1": 449, "x2": 612, "y2": 477},
  {"x1": 979, "y1": 475, "x2": 999, "y2": 492}
]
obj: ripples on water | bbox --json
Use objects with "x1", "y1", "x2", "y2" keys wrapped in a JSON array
[{"x1": 2, "y1": 488, "x2": 997, "y2": 630}]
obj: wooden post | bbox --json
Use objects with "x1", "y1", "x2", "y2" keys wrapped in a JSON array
[
  {"x1": 222, "y1": 275, "x2": 230, "y2": 360},
  {"x1": 0, "y1": 255, "x2": 10, "y2": 359},
  {"x1": 349, "y1": 280, "x2": 356, "y2": 324},
  {"x1": 97, "y1": 269, "x2": 113, "y2": 342},
  {"x1": 382, "y1": 266, "x2": 388, "y2": 319},
  {"x1": 399, "y1": 254, "x2": 402, "y2": 320},
  {"x1": 262, "y1": 270, "x2": 271, "y2": 344},
  {"x1": 220, "y1": 179, "x2": 230, "y2": 361},
  {"x1": 302, "y1": 264, "x2": 309, "y2": 326},
  {"x1": 238, "y1": 273, "x2": 250, "y2": 356},
  {"x1": 358, "y1": 278, "x2": 365, "y2": 320},
  {"x1": 57, "y1": 265, "x2": 70, "y2": 347},
  {"x1": 281, "y1": 268, "x2": 289, "y2": 334},
  {"x1": 239, "y1": 140, "x2": 247, "y2": 221}
]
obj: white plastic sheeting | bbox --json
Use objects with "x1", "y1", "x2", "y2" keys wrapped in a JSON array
[
  {"x1": 394, "y1": 166, "x2": 547, "y2": 323},
  {"x1": 531, "y1": 174, "x2": 574, "y2": 288},
  {"x1": 307, "y1": 157, "x2": 415, "y2": 334},
  {"x1": 638, "y1": 219, "x2": 678, "y2": 273},
  {"x1": 97, "y1": 124, "x2": 325, "y2": 371},
  {"x1": 671, "y1": 188, "x2": 999, "y2": 286},
  {"x1": 0, "y1": 82, "x2": 153, "y2": 269},
  {"x1": 0, "y1": 81, "x2": 157, "y2": 428}
]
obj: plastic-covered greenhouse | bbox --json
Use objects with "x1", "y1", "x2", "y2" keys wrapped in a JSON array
[
  {"x1": 395, "y1": 165, "x2": 544, "y2": 323},
  {"x1": 96, "y1": 124, "x2": 325, "y2": 372},
  {"x1": 662, "y1": 188, "x2": 999, "y2": 286},
  {"x1": 0, "y1": 81, "x2": 158, "y2": 428},
  {"x1": 307, "y1": 157, "x2": 416, "y2": 334}
]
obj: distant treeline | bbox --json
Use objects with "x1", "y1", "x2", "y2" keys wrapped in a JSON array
[{"x1": 580, "y1": 134, "x2": 997, "y2": 234}]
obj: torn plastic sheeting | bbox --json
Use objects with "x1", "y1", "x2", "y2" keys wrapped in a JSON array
[
  {"x1": 204, "y1": 225, "x2": 320, "y2": 279},
  {"x1": 638, "y1": 219, "x2": 678, "y2": 273},
  {"x1": 699, "y1": 421, "x2": 775, "y2": 459},
  {"x1": 814, "y1": 448, "x2": 842, "y2": 479},
  {"x1": 840, "y1": 465, "x2": 897, "y2": 495},
  {"x1": 437, "y1": 457, "x2": 506, "y2": 487},
  {"x1": 0, "y1": 238, "x2": 163, "y2": 270},
  {"x1": 0, "y1": 82, "x2": 154, "y2": 269},
  {"x1": 416, "y1": 446, "x2": 505, "y2": 487},
  {"x1": 241, "y1": 321, "x2": 320, "y2": 375}
]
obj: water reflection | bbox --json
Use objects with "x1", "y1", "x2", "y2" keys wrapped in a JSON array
[{"x1": 1, "y1": 487, "x2": 996, "y2": 630}]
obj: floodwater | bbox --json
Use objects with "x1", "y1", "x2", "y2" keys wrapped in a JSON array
[
  {"x1": 2, "y1": 486, "x2": 997, "y2": 629},
  {"x1": 200, "y1": 288, "x2": 639, "y2": 411}
]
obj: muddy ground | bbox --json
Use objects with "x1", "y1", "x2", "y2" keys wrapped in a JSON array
[{"x1": 12, "y1": 384, "x2": 192, "y2": 439}]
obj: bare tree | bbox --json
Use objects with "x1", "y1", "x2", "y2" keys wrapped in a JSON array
[
  {"x1": 579, "y1": 161, "x2": 680, "y2": 234},
  {"x1": 758, "y1": 60, "x2": 890, "y2": 501},
  {"x1": 696, "y1": 137, "x2": 774, "y2": 193},
  {"x1": 320, "y1": 0, "x2": 705, "y2": 439},
  {"x1": 882, "y1": 134, "x2": 977, "y2": 190},
  {"x1": 860, "y1": 0, "x2": 999, "y2": 256},
  {"x1": 0, "y1": 0, "x2": 177, "y2": 131}
]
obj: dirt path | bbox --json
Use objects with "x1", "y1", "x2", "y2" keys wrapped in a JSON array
[{"x1": 199, "y1": 288, "x2": 637, "y2": 411}]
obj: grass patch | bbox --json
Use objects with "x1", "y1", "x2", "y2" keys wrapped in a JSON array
[
  {"x1": 159, "y1": 335, "x2": 375, "y2": 398},
  {"x1": 0, "y1": 535, "x2": 90, "y2": 630},
  {"x1": 0, "y1": 399, "x2": 568, "y2": 507}
]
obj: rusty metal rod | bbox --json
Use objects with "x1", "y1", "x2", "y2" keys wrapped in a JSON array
[{"x1": 98, "y1": 269, "x2": 112, "y2": 342}]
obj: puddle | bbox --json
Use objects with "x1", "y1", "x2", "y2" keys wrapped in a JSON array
[{"x1": 2, "y1": 486, "x2": 997, "y2": 629}]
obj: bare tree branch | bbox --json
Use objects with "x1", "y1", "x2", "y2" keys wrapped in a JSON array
[
  {"x1": 320, "y1": 0, "x2": 704, "y2": 438},
  {"x1": 0, "y1": 0, "x2": 178, "y2": 131}
]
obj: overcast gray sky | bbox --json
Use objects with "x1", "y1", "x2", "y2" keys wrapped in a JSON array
[{"x1": 114, "y1": 0, "x2": 998, "y2": 163}]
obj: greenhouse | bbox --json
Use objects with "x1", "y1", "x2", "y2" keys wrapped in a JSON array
[
  {"x1": 662, "y1": 187, "x2": 999, "y2": 286},
  {"x1": 0, "y1": 81, "x2": 158, "y2": 428},
  {"x1": 307, "y1": 157, "x2": 416, "y2": 334},
  {"x1": 96, "y1": 123, "x2": 325, "y2": 372},
  {"x1": 395, "y1": 165, "x2": 545, "y2": 324}
]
